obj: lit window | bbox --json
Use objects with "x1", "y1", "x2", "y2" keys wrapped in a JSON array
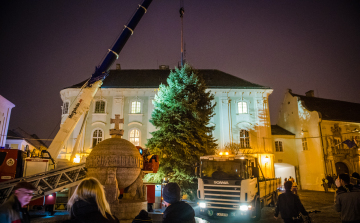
[
  {"x1": 92, "y1": 129, "x2": 103, "y2": 147},
  {"x1": 62, "y1": 102, "x2": 69, "y2": 114},
  {"x1": 131, "y1": 101, "x2": 141, "y2": 114},
  {"x1": 240, "y1": 130, "x2": 250, "y2": 148},
  {"x1": 238, "y1": 102, "x2": 248, "y2": 114},
  {"x1": 302, "y1": 138, "x2": 308, "y2": 151},
  {"x1": 275, "y1": 141, "x2": 283, "y2": 152},
  {"x1": 95, "y1": 101, "x2": 106, "y2": 113},
  {"x1": 129, "y1": 129, "x2": 140, "y2": 146}
]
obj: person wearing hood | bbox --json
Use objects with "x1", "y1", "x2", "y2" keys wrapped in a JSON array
[
  {"x1": 64, "y1": 177, "x2": 119, "y2": 223},
  {"x1": 334, "y1": 173, "x2": 360, "y2": 223},
  {"x1": 162, "y1": 183, "x2": 195, "y2": 223}
]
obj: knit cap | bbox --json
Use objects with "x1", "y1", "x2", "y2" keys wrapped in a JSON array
[{"x1": 162, "y1": 182, "x2": 181, "y2": 204}]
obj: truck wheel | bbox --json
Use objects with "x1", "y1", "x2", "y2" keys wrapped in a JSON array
[{"x1": 251, "y1": 198, "x2": 261, "y2": 221}]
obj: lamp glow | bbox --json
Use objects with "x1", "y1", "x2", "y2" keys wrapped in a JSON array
[
  {"x1": 219, "y1": 152, "x2": 223, "y2": 155},
  {"x1": 240, "y1": 205, "x2": 248, "y2": 211},
  {"x1": 225, "y1": 152, "x2": 229, "y2": 155},
  {"x1": 264, "y1": 156, "x2": 270, "y2": 164},
  {"x1": 199, "y1": 202, "x2": 206, "y2": 208},
  {"x1": 73, "y1": 155, "x2": 80, "y2": 163}
]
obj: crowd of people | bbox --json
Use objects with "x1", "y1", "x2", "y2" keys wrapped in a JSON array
[
  {"x1": 1, "y1": 174, "x2": 360, "y2": 223},
  {"x1": 275, "y1": 173, "x2": 360, "y2": 223},
  {"x1": 0, "y1": 178, "x2": 195, "y2": 223},
  {"x1": 283, "y1": 176, "x2": 298, "y2": 195}
]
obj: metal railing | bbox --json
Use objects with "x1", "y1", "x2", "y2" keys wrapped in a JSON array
[{"x1": 0, "y1": 163, "x2": 86, "y2": 204}]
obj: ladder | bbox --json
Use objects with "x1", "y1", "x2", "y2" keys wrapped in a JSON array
[{"x1": 0, "y1": 163, "x2": 86, "y2": 204}]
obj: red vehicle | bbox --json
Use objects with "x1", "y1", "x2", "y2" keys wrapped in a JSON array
[
  {"x1": 136, "y1": 146, "x2": 159, "y2": 174},
  {"x1": 0, "y1": 149, "x2": 25, "y2": 183}
]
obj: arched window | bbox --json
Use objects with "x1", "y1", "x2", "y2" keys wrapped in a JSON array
[
  {"x1": 129, "y1": 129, "x2": 140, "y2": 146},
  {"x1": 238, "y1": 102, "x2": 248, "y2": 114},
  {"x1": 92, "y1": 129, "x2": 103, "y2": 147},
  {"x1": 95, "y1": 100, "x2": 106, "y2": 113},
  {"x1": 131, "y1": 101, "x2": 141, "y2": 114},
  {"x1": 62, "y1": 102, "x2": 69, "y2": 114},
  {"x1": 240, "y1": 130, "x2": 250, "y2": 148}
]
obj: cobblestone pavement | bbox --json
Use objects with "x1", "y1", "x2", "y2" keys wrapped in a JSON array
[{"x1": 196, "y1": 190, "x2": 342, "y2": 223}]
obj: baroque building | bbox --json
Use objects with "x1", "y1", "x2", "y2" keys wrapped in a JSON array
[
  {"x1": 0, "y1": 95, "x2": 15, "y2": 148},
  {"x1": 274, "y1": 89, "x2": 360, "y2": 190},
  {"x1": 59, "y1": 67, "x2": 274, "y2": 177}
]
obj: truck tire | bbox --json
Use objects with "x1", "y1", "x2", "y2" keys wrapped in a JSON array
[{"x1": 251, "y1": 198, "x2": 261, "y2": 221}]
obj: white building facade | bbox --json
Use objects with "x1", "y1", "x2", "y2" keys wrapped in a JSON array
[
  {"x1": 59, "y1": 68, "x2": 274, "y2": 177},
  {"x1": 0, "y1": 95, "x2": 15, "y2": 148},
  {"x1": 275, "y1": 89, "x2": 360, "y2": 190}
]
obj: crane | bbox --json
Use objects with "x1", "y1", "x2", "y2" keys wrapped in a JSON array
[{"x1": 47, "y1": 0, "x2": 152, "y2": 164}]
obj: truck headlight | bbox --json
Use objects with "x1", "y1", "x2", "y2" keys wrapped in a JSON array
[
  {"x1": 240, "y1": 205, "x2": 252, "y2": 211},
  {"x1": 199, "y1": 202, "x2": 206, "y2": 208}
]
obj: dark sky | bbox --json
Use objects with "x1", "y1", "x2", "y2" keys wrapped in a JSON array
[{"x1": 1, "y1": 0, "x2": 359, "y2": 140}]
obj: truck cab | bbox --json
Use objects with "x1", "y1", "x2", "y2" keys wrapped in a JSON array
[{"x1": 197, "y1": 153, "x2": 280, "y2": 221}]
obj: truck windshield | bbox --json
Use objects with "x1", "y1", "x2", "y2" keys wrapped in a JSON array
[{"x1": 201, "y1": 159, "x2": 250, "y2": 180}]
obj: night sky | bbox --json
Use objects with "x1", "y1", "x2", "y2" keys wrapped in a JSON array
[{"x1": 1, "y1": 0, "x2": 359, "y2": 141}]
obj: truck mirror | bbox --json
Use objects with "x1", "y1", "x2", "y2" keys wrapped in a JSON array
[
  {"x1": 252, "y1": 167, "x2": 259, "y2": 178},
  {"x1": 195, "y1": 167, "x2": 199, "y2": 177}
]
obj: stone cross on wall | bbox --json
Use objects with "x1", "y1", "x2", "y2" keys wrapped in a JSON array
[{"x1": 110, "y1": 114, "x2": 124, "y2": 137}]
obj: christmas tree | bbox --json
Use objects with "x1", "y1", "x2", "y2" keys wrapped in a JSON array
[{"x1": 146, "y1": 64, "x2": 217, "y2": 198}]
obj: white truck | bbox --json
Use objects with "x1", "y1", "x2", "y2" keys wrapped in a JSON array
[{"x1": 197, "y1": 153, "x2": 280, "y2": 221}]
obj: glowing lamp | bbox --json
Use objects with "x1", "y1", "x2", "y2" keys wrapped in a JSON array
[
  {"x1": 219, "y1": 152, "x2": 223, "y2": 155},
  {"x1": 73, "y1": 155, "x2": 80, "y2": 163},
  {"x1": 199, "y1": 202, "x2": 206, "y2": 208},
  {"x1": 225, "y1": 152, "x2": 229, "y2": 155},
  {"x1": 264, "y1": 156, "x2": 270, "y2": 164}
]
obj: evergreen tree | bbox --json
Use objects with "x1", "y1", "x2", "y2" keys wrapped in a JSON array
[{"x1": 146, "y1": 64, "x2": 217, "y2": 198}]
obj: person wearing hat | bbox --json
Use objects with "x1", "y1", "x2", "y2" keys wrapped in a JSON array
[
  {"x1": 162, "y1": 183, "x2": 195, "y2": 223},
  {"x1": 0, "y1": 181, "x2": 36, "y2": 223}
]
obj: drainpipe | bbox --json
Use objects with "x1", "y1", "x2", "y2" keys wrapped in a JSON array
[{"x1": 318, "y1": 113, "x2": 328, "y2": 176}]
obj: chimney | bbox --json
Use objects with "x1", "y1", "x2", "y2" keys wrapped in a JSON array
[
  {"x1": 116, "y1": 64, "x2": 121, "y2": 70},
  {"x1": 305, "y1": 90, "x2": 314, "y2": 97},
  {"x1": 159, "y1": 65, "x2": 169, "y2": 70}
]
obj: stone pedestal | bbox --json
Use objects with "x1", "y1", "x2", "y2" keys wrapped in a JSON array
[{"x1": 110, "y1": 200, "x2": 147, "y2": 223}]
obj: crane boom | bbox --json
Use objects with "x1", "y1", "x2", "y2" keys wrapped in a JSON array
[{"x1": 47, "y1": 0, "x2": 153, "y2": 162}]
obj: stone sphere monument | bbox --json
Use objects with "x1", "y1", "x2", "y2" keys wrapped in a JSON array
[{"x1": 86, "y1": 115, "x2": 147, "y2": 222}]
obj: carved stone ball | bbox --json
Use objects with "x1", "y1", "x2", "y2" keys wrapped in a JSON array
[{"x1": 86, "y1": 137, "x2": 142, "y2": 189}]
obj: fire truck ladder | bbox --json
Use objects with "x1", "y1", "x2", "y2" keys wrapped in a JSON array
[{"x1": 0, "y1": 163, "x2": 86, "y2": 204}]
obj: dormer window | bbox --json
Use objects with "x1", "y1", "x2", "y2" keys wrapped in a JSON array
[
  {"x1": 238, "y1": 102, "x2": 248, "y2": 114},
  {"x1": 131, "y1": 101, "x2": 141, "y2": 114}
]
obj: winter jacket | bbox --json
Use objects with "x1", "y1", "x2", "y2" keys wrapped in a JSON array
[
  {"x1": 274, "y1": 191, "x2": 308, "y2": 219},
  {"x1": 162, "y1": 201, "x2": 195, "y2": 223},
  {"x1": 0, "y1": 194, "x2": 31, "y2": 223},
  {"x1": 63, "y1": 198, "x2": 119, "y2": 223},
  {"x1": 334, "y1": 184, "x2": 360, "y2": 222}
]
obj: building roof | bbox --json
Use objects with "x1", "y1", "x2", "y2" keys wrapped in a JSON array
[
  {"x1": 291, "y1": 92, "x2": 360, "y2": 123},
  {"x1": 65, "y1": 69, "x2": 270, "y2": 89},
  {"x1": 271, "y1": 125, "x2": 295, "y2": 135},
  {"x1": 7, "y1": 128, "x2": 48, "y2": 149}
]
